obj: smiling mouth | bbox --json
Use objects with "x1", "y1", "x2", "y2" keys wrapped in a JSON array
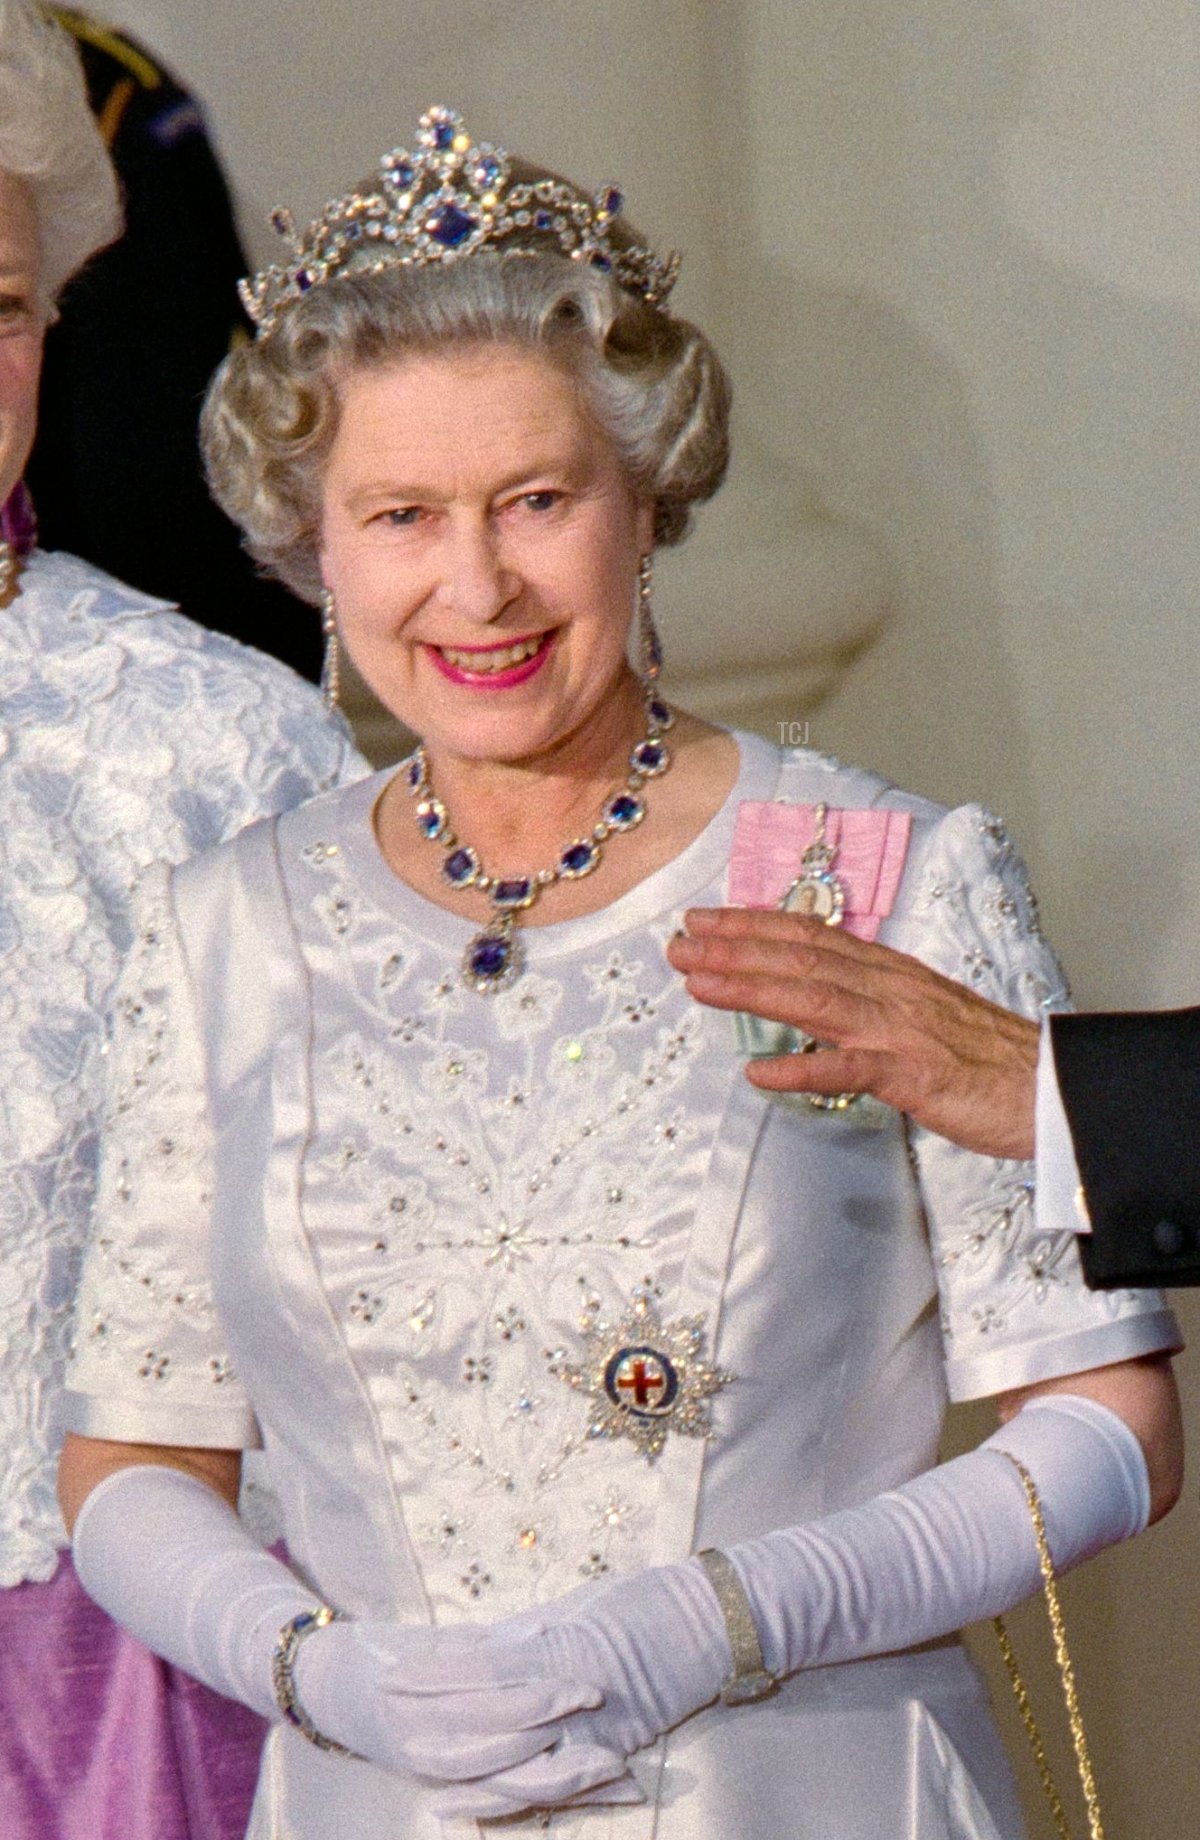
[{"x1": 436, "y1": 635, "x2": 546, "y2": 675}]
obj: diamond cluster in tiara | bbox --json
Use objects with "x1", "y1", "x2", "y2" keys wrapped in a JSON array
[{"x1": 240, "y1": 105, "x2": 682, "y2": 337}]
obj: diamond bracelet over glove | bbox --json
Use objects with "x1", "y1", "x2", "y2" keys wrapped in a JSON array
[
  {"x1": 271, "y1": 1605, "x2": 363, "y2": 1757},
  {"x1": 695, "y1": 1548, "x2": 779, "y2": 1705}
]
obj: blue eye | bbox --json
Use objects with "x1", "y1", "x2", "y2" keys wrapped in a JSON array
[
  {"x1": 384, "y1": 507, "x2": 422, "y2": 527},
  {"x1": 522, "y1": 491, "x2": 560, "y2": 512}
]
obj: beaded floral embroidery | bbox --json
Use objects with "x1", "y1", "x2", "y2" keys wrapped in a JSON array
[{"x1": 6, "y1": 553, "x2": 354, "y2": 1583}]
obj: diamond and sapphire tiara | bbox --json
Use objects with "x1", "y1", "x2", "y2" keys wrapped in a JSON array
[{"x1": 239, "y1": 105, "x2": 682, "y2": 337}]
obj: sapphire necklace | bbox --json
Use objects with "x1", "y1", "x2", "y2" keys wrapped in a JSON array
[{"x1": 404, "y1": 696, "x2": 675, "y2": 993}]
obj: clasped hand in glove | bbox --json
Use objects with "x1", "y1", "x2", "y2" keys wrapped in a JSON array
[
  {"x1": 71, "y1": 1394, "x2": 1150, "y2": 1821},
  {"x1": 423, "y1": 1558, "x2": 731, "y2": 1820},
  {"x1": 70, "y1": 1462, "x2": 709, "y2": 1800}
]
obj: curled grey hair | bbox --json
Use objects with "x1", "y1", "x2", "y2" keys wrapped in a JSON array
[
  {"x1": 0, "y1": 0, "x2": 121, "y2": 305},
  {"x1": 201, "y1": 246, "x2": 730, "y2": 605}
]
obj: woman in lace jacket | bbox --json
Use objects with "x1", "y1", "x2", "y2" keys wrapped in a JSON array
[
  {"x1": 0, "y1": 8, "x2": 361, "y2": 1836},
  {"x1": 59, "y1": 107, "x2": 1181, "y2": 1840}
]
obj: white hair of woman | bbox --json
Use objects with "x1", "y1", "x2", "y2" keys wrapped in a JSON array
[{"x1": 0, "y1": 0, "x2": 120, "y2": 307}]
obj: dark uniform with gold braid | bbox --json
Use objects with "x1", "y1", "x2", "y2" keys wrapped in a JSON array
[{"x1": 26, "y1": 10, "x2": 321, "y2": 680}]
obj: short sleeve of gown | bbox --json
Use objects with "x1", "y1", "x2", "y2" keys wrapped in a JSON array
[
  {"x1": 62, "y1": 863, "x2": 260, "y2": 1449},
  {"x1": 883, "y1": 803, "x2": 1181, "y2": 1401}
]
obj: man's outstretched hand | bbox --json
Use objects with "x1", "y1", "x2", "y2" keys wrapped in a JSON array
[{"x1": 668, "y1": 907, "x2": 1038, "y2": 1160}]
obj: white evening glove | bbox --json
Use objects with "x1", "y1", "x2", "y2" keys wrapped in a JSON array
[
  {"x1": 432, "y1": 1393, "x2": 1148, "y2": 1819},
  {"x1": 71, "y1": 1464, "x2": 608, "y2": 1783}
]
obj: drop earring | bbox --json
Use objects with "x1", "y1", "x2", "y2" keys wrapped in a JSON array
[
  {"x1": 320, "y1": 589, "x2": 340, "y2": 711},
  {"x1": 637, "y1": 553, "x2": 662, "y2": 685}
]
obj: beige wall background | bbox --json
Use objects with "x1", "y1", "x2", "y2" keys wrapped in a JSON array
[{"x1": 111, "y1": 3, "x2": 1200, "y2": 1831}]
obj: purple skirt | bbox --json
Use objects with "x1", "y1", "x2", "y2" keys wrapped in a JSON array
[{"x1": 0, "y1": 1556, "x2": 265, "y2": 1840}]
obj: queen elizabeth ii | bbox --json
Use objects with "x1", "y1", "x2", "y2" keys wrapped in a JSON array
[{"x1": 59, "y1": 107, "x2": 1181, "y2": 1838}]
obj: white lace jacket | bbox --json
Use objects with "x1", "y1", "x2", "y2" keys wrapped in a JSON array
[{"x1": 0, "y1": 550, "x2": 364, "y2": 1585}]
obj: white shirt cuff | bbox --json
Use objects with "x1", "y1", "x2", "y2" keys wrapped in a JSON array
[{"x1": 1035, "y1": 1019, "x2": 1091, "y2": 1235}]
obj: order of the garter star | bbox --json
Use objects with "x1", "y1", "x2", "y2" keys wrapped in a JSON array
[{"x1": 547, "y1": 1284, "x2": 732, "y2": 1462}]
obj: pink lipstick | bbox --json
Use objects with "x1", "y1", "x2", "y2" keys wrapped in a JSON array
[{"x1": 426, "y1": 631, "x2": 554, "y2": 689}]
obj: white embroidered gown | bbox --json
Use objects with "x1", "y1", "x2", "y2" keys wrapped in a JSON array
[
  {"x1": 64, "y1": 730, "x2": 1178, "y2": 1840},
  {"x1": 2, "y1": 550, "x2": 361, "y2": 1588}
]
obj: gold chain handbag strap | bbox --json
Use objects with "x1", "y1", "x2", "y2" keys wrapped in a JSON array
[{"x1": 991, "y1": 1453, "x2": 1106, "y2": 1840}]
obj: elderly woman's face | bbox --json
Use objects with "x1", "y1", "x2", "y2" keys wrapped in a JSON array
[
  {"x1": 319, "y1": 343, "x2": 653, "y2": 767},
  {"x1": 0, "y1": 171, "x2": 43, "y2": 504}
]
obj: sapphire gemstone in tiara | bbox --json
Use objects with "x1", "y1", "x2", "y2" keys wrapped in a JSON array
[
  {"x1": 428, "y1": 204, "x2": 478, "y2": 249},
  {"x1": 472, "y1": 153, "x2": 504, "y2": 191}
]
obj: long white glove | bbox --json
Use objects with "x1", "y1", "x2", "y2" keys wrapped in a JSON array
[
  {"x1": 431, "y1": 1393, "x2": 1149, "y2": 1819},
  {"x1": 70, "y1": 1464, "x2": 609, "y2": 1785}
]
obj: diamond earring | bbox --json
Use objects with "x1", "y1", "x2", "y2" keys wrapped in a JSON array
[
  {"x1": 320, "y1": 589, "x2": 340, "y2": 711},
  {"x1": 637, "y1": 553, "x2": 662, "y2": 685}
]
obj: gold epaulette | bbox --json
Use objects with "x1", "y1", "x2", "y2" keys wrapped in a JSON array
[{"x1": 49, "y1": 8, "x2": 163, "y2": 91}]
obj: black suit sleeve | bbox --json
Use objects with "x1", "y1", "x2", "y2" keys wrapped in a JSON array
[{"x1": 1051, "y1": 1007, "x2": 1200, "y2": 1287}]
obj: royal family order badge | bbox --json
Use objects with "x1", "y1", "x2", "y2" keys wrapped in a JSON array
[{"x1": 548, "y1": 1284, "x2": 732, "y2": 1462}]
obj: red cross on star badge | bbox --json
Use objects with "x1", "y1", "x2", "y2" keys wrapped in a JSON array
[{"x1": 548, "y1": 1283, "x2": 731, "y2": 1461}]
